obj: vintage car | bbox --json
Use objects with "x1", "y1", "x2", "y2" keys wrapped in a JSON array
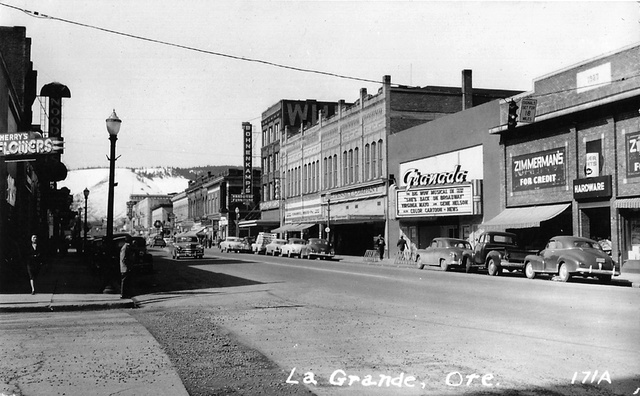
[
  {"x1": 300, "y1": 238, "x2": 334, "y2": 260},
  {"x1": 130, "y1": 236, "x2": 154, "y2": 273},
  {"x1": 265, "y1": 238, "x2": 288, "y2": 256},
  {"x1": 220, "y1": 237, "x2": 244, "y2": 253},
  {"x1": 523, "y1": 236, "x2": 619, "y2": 282},
  {"x1": 415, "y1": 237, "x2": 474, "y2": 272},
  {"x1": 171, "y1": 235, "x2": 204, "y2": 259},
  {"x1": 280, "y1": 238, "x2": 307, "y2": 258},
  {"x1": 150, "y1": 235, "x2": 166, "y2": 248}
]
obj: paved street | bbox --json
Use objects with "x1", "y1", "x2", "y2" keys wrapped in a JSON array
[{"x1": 130, "y1": 247, "x2": 640, "y2": 395}]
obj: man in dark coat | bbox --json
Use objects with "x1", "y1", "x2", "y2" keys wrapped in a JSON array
[{"x1": 26, "y1": 234, "x2": 43, "y2": 295}]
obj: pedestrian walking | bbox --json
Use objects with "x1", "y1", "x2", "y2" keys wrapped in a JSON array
[
  {"x1": 26, "y1": 234, "x2": 43, "y2": 295},
  {"x1": 376, "y1": 235, "x2": 386, "y2": 260},
  {"x1": 120, "y1": 241, "x2": 132, "y2": 299},
  {"x1": 396, "y1": 235, "x2": 407, "y2": 258}
]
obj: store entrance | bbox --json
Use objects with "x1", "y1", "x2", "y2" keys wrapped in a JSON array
[{"x1": 581, "y1": 206, "x2": 611, "y2": 241}]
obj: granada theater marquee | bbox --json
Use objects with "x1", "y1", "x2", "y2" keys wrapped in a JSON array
[{"x1": 396, "y1": 146, "x2": 483, "y2": 222}]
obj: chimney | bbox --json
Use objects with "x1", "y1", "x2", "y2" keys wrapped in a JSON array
[{"x1": 462, "y1": 69, "x2": 473, "y2": 110}]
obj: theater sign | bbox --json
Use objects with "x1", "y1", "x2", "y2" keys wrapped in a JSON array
[
  {"x1": 0, "y1": 132, "x2": 63, "y2": 161},
  {"x1": 397, "y1": 146, "x2": 483, "y2": 218}
]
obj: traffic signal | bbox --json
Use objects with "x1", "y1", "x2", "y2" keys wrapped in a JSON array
[{"x1": 507, "y1": 100, "x2": 519, "y2": 130}]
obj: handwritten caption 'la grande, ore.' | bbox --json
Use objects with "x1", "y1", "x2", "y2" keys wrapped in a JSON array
[{"x1": 286, "y1": 367, "x2": 499, "y2": 389}]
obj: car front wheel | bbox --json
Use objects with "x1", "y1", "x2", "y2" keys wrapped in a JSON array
[
  {"x1": 487, "y1": 257, "x2": 501, "y2": 276},
  {"x1": 558, "y1": 263, "x2": 571, "y2": 282},
  {"x1": 415, "y1": 256, "x2": 424, "y2": 270},
  {"x1": 525, "y1": 262, "x2": 536, "y2": 279}
]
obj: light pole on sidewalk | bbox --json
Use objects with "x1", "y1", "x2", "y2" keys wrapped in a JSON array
[
  {"x1": 83, "y1": 187, "x2": 89, "y2": 253},
  {"x1": 105, "y1": 110, "x2": 122, "y2": 240}
]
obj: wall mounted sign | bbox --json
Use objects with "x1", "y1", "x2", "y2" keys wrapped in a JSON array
[
  {"x1": 573, "y1": 175, "x2": 612, "y2": 200},
  {"x1": 396, "y1": 184, "x2": 473, "y2": 217},
  {"x1": 512, "y1": 147, "x2": 566, "y2": 191},
  {"x1": 242, "y1": 122, "x2": 252, "y2": 195},
  {"x1": 625, "y1": 131, "x2": 640, "y2": 179},
  {"x1": 0, "y1": 132, "x2": 63, "y2": 161}
]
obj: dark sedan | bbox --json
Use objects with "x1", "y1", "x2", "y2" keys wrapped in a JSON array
[
  {"x1": 415, "y1": 237, "x2": 474, "y2": 272},
  {"x1": 300, "y1": 238, "x2": 334, "y2": 260},
  {"x1": 523, "y1": 236, "x2": 620, "y2": 282},
  {"x1": 172, "y1": 235, "x2": 204, "y2": 259}
]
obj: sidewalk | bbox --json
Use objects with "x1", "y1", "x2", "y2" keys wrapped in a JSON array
[
  {"x1": 0, "y1": 251, "x2": 134, "y2": 312},
  {"x1": 335, "y1": 254, "x2": 640, "y2": 288}
]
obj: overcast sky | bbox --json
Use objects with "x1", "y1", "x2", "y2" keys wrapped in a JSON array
[{"x1": 1, "y1": 1, "x2": 638, "y2": 170}]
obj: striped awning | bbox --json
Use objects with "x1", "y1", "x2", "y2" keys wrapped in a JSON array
[
  {"x1": 615, "y1": 198, "x2": 640, "y2": 209},
  {"x1": 482, "y1": 203, "x2": 570, "y2": 229}
]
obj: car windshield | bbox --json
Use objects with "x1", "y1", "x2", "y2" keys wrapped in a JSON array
[
  {"x1": 309, "y1": 239, "x2": 328, "y2": 246},
  {"x1": 226, "y1": 237, "x2": 241, "y2": 242},
  {"x1": 289, "y1": 239, "x2": 305, "y2": 245},
  {"x1": 177, "y1": 237, "x2": 198, "y2": 243},
  {"x1": 493, "y1": 234, "x2": 515, "y2": 244}
]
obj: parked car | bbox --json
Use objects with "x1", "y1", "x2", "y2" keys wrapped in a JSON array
[
  {"x1": 265, "y1": 238, "x2": 288, "y2": 256},
  {"x1": 172, "y1": 235, "x2": 204, "y2": 259},
  {"x1": 472, "y1": 231, "x2": 535, "y2": 276},
  {"x1": 220, "y1": 237, "x2": 244, "y2": 253},
  {"x1": 280, "y1": 238, "x2": 307, "y2": 258},
  {"x1": 252, "y1": 232, "x2": 276, "y2": 254},
  {"x1": 130, "y1": 236, "x2": 154, "y2": 273},
  {"x1": 300, "y1": 238, "x2": 334, "y2": 260},
  {"x1": 240, "y1": 237, "x2": 255, "y2": 253},
  {"x1": 150, "y1": 236, "x2": 166, "y2": 248},
  {"x1": 523, "y1": 236, "x2": 619, "y2": 282},
  {"x1": 415, "y1": 237, "x2": 474, "y2": 272}
]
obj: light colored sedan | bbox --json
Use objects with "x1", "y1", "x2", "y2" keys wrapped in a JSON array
[
  {"x1": 265, "y1": 238, "x2": 288, "y2": 256},
  {"x1": 219, "y1": 237, "x2": 244, "y2": 253},
  {"x1": 280, "y1": 238, "x2": 307, "y2": 258},
  {"x1": 415, "y1": 237, "x2": 474, "y2": 272}
]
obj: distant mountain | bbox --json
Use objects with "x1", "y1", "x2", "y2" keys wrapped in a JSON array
[{"x1": 59, "y1": 166, "x2": 242, "y2": 225}]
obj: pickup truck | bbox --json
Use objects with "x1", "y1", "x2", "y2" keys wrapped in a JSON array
[{"x1": 473, "y1": 231, "x2": 535, "y2": 276}]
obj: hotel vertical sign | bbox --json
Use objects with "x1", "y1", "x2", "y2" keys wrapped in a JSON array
[{"x1": 242, "y1": 122, "x2": 252, "y2": 195}]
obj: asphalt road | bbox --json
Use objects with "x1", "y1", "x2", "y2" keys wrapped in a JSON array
[{"x1": 133, "y1": 248, "x2": 640, "y2": 396}]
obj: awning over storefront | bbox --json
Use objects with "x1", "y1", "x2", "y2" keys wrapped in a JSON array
[
  {"x1": 615, "y1": 198, "x2": 640, "y2": 209},
  {"x1": 482, "y1": 203, "x2": 570, "y2": 229},
  {"x1": 289, "y1": 224, "x2": 314, "y2": 232},
  {"x1": 239, "y1": 219, "x2": 280, "y2": 228},
  {"x1": 271, "y1": 223, "x2": 314, "y2": 233}
]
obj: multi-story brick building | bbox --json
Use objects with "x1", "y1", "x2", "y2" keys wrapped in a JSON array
[
  {"x1": 273, "y1": 72, "x2": 520, "y2": 256},
  {"x1": 486, "y1": 43, "x2": 640, "y2": 267}
]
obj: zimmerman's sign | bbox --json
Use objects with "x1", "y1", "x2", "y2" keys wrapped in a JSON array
[
  {"x1": 512, "y1": 147, "x2": 566, "y2": 191},
  {"x1": 397, "y1": 185, "x2": 473, "y2": 217},
  {"x1": 0, "y1": 132, "x2": 63, "y2": 160}
]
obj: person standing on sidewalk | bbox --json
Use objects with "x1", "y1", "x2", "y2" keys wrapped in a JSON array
[
  {"x1": 397, "y1": 235, "x2": 408, "y2": 259},
  {"x1": 26, "y1": 234, "x2": 43, "y2": 295},
  {"x1": 376, "y1": 235, "x2": 386, "y2": 260},
  {"x1": 119, "y1": 241, "x2": 132, "y2": 299}
]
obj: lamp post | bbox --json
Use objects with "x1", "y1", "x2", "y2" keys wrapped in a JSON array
[
  {"x1": 105, "y1": 110, "x2": 122, "y2": 240},
  {"x1": 235, "y1": 206, "x2": 240, "y2": 237},
  {"x1": 83, "y1": 187, "x2": 89, "y2": 253}
]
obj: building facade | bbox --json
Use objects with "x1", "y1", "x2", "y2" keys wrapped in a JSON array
[
  {"x1": 275, "y1": 72, "x2": 521, "y2": 256},
  {"x1": 485, "y1": 43, "x2": 640, "y2": 266},
  {"x1": 130, "y1": 194, "x2": 172, "y2": 235}
]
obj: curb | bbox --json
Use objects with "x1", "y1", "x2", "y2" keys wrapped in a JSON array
[{"x1": 0, "y1": 300, "x2": 135, "y2": 313}]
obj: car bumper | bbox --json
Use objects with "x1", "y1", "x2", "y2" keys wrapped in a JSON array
[
  {"x1": 176, "y1": 250, "x2": 203, "y2": 257},
  {"x1": 309, "y1": 252, "x2": 334, "y2": 258},
  {"x1": 575, "y1": 267, "x2": 620, "y2": 276}
]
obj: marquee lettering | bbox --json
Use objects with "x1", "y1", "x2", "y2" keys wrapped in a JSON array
[{"x1": 402, "y1": 165, "x2": 468, "y2": 190}]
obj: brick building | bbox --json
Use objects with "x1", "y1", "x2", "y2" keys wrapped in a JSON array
[
  {"x1": 274, "y1": 72, "x2": 520, "y2": 256},
  {"x1": 485, "y1": 43, "x2": 640, "y2": 266}
]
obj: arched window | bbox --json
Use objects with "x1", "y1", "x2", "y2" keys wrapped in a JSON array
[
  {"x1": 348, "y1": 149, "x2": 354, "y2": 183},
  {"x1": 354, "y1": 147, "x2": 359, "y2": 183},
  {"x1": 333, "y1": 154, "x2": 338, "y2": 187},
  {"x1": 343, "y1": 151, "x2": 348, "y2": 185},
  {"x1": 327, "y1": 156, "x2": 332, "y2": 188},
  {"x1": 323, "y1": 157, "x2": 328, "y2": 189},
  {"x1": 378, "y1": 139, "x2": 384, "y2": 178},
  {"x1": 371, "y1": 142, "x2": 377, "y2": 178},
  {"x1": 364, "y1": 144, "x2": 370, "y2": 180}
]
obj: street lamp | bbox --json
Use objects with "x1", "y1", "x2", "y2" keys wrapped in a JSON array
[
  {"x1": 105, "y1": 109, "x2": 122, "y2": 240},
  {"x1": 83, "y1": 187, "x2": 89, "y2": 253},
  {"x1": 235, "y1": 206, "x2": 240, "y2": 237}
]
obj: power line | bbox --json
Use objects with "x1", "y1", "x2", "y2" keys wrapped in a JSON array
[{"x1": 0, "y1": 2, "x2": 383, "y2": 86}]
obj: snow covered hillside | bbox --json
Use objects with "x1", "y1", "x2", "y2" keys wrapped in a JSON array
[{"x1": 59, "y1": 167, "x2": 190, "y2": 223}]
